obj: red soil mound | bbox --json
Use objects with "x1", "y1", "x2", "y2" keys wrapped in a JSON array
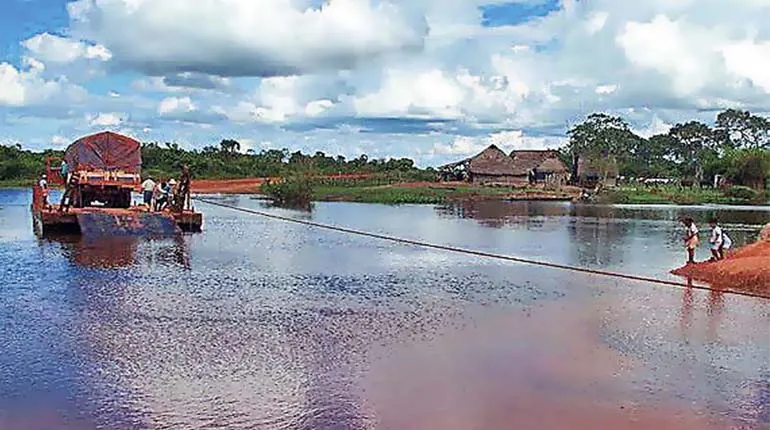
[{"x1": 671, "y1": 240, "x2": 770, "y2": 296}]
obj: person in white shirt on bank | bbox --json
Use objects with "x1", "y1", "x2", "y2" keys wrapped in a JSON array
[{"x1": 709, "y1": 217, "x2": 732, "y2": 261}]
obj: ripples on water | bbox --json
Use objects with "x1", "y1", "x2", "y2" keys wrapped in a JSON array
[{"x1": 1, "y1": 189, "x2": 768, "y2": 429}]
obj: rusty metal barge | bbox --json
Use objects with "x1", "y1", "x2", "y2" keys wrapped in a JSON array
[{"x1": 31, "y1": 131, "x2": 202, "y2": 236}]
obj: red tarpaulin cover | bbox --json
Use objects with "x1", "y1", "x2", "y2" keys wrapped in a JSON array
[{"x1": 64, "y1": 131, "x2": 142, "y2": 173}]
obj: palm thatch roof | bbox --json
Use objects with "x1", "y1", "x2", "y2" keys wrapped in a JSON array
[
  {"x1": 468, "y1": 145, "x2": 517, "y2": 176},
  {"x1": 510, "y1": 150, "x2": 567, "y2": 175},
  {"x1": 536, "y1": 157, "x2": 569, "y2": 174}
]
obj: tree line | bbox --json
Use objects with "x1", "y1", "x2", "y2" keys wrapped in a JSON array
[
  {"x1": 564, "y1": 108, "x2": 770, "y2": 189},
  {"x1": 3, "y1": 107, "x2": 769, "y2": 189},
  {"x1": 0, "y1": 139, "x2": 431, "y2": 183}
]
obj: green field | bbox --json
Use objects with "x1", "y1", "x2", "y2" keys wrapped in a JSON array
[
  {"x1": 312, "y1": 184, "x2": 524, "y2": 204},
  {"x1": 0, "y1": 179, "x2": 35, "y2": 188},
  {"x1": 598, "y1": 185, "x2": 768, "y2": 205}
]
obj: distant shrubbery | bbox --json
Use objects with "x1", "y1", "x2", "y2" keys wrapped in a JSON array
[
  {"x1": 566, "y1": 108, "x2": 770, "y2": 190},
  {"x1": 0, "y1": 144, "x2": 61, "y2": 184},
  {"x1": 0, "y1": 139, "x2": 435, "y2": 184},
  {"x1": 723, "y1": 185, "x2": 761, "y2": 201},
  {"x1": 599, "y1": 184, "x2": 765, "y2": 205},
  {"x1": 260, "y1": 176, "x2": 315, "y2": 209}
]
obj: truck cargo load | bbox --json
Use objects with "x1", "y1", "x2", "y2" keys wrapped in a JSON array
[{"x1": 64, "y1": 131, "x2": 142, "y2": 174}]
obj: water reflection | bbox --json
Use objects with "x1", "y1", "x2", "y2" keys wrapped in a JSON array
[
  {"x1": 435, "y1": 200, "x2": 768, "y2": 276},
  {"x1": 436, "y1": 200, "x2": 570, "y2": 228},
  {"x1": 41, "y1": 234, "x2": 191, "y2": 270},
  {"x1": 438, "y1": 200, "x2": 770, "y2": 227},
  {"x1": 2, "y1": 189, "x2": 770, "y2": 429}
]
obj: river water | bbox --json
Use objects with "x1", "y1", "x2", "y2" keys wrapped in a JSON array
[{"x1": 1, "y1": 188, "x2": 768, "y2": 429}]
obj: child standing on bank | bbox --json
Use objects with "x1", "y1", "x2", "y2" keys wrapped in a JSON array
[
  {"x1": 708, "y1": 217, "x2": 724, "y2": 261},
  {"x1": 682, "y1": 217, "x2": 699, "y2": 264},
  {"x1": 709, "y1": 217, "x2": 733, "y2": 260}
]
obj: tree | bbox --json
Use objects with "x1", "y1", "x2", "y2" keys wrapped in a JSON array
[
  {"x1": 625, "y1": 134, "x2": 678, "y2": 178},
  {"x1": 567, "y1": 113, "x2": 636, "y2": 183},
  {"x1": 219, "y1": 139, "x2": 241, "y2": 154},
  {"x1": 728, "y1": 149, "x2": 770, "y2": 189},
  {"x1": 668, "y1": 121, "x2": 717, "y2": 185},
  {"x1": 715, "y1": 108, "x2": 770, "y2": 149}
]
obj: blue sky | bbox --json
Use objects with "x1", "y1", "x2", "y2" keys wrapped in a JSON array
[{"x1": 1, "y1": 0, "x2": 769, "y2": 166}]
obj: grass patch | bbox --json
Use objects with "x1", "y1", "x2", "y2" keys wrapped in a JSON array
[
  {"x1": 312, "y1": 185, "x2": 554, "y2": 204},
  {"x1": 599, "y1": 185, "x2": 766, "y2": 205},
  {"x1": 0, "y1": 179, "x2": 35, "y2": 188},
  {"x1": 260, "y1": 175, "x2": 314, "y2": 209}
]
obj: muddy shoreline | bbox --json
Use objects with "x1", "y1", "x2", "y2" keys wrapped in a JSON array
[{"x1": 672, "y1": 225, "x2": 770, "y2": 297}]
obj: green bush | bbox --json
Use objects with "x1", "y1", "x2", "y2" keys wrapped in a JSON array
[
  {"x1": 723, "y1": 185, "x2": 760, "y2": 201},
  {"x1": 260, "y1": 175, "x2": 314, "y2": 208}
]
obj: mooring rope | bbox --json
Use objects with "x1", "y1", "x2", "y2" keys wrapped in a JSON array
[{"x1": 197, "y1": 198, "x2": 770, "y2": 301}]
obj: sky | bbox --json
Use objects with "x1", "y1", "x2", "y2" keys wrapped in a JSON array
[{"x1": 2, "y1": 0, "x2": 770, "y2": 167}]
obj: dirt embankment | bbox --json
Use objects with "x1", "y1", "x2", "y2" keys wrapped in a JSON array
[
  {"x1": 191, "y1": 178, "x2": 581, "y2": 200},
  {"x1": 191, "y1": 174, "x2": 376, "y2": 194},
  {"x1": 671, "y1": 224, "x2": 770, "y2": 296},
  {"x1": 191, "y1": 178, "x2": 267, "y2": 194}
]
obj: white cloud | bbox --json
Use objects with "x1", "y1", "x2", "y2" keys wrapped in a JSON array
[
  {"x1": 305, "y1": 99, "x2": 334, "y2": 117},
  {"x1": 87, "y1": 112, "x2": 124, "y2": 127},
  {"x1": 215, "y1": 75, "x2": 340, "y2": 123},
  {"x1": 352, "y1": 67, "x2": 525, "y2": 122},
  {"x1": 157, "y1": 96, "x2": 227, "y2": 124},
  {"x1": 430, "y1": 130, "x2": 566, "y2": 158},
  {"x1": 158, "y1": 97, "x2": 196, "y2": 116},
  {"x1": 51, "y1": 135, "x2": 70, "y2": 147},
  {"x1": 22, "y1": 33, "x2": 112, "y2": 63},
  {"x1": 0, "y1": 62, "x2": 62, "y2": 106},
  {"x1": 7, "y1": 0, "x2": 770, "y2": 165},
  {"x1": 632, "y1": 115, "x2": 673, "y2": 138},
  {"x1": 615, "y1": 15, "x2": 718, "y2": 96},
  {"x1": 595, "y1": 84, "x2": 618, "y2": 95},
  {"x1": 66, "y1": 0, "x2": 427, "y2": 77},
  {"x1": 721, "y1": 39, "x2": 770, "y2": 93}
]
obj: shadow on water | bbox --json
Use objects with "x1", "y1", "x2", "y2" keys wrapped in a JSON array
[{"x1": 41, "y1": 234, "x2": 191, "y2": 270}]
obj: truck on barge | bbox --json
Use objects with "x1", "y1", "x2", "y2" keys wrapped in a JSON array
[{"x1": 31, "y1": 131, "x2": 202, "y2": 235}]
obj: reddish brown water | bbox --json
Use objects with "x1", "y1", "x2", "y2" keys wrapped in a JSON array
[{"x1": 1, "y1": 190, "x2": 769, "y2": 429}]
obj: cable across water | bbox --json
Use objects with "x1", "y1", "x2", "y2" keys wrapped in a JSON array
[{"x1": 196, "y1": 198, "x2": 770, "y2": 301}]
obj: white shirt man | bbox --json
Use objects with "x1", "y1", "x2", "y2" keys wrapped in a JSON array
[{"x1": 141, "y1": 177, "x2": 156, "y2": 206}]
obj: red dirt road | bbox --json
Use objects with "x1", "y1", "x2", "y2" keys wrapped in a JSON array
[
  {"x1": 191, "y1": 174, "x2": 374, "y2": 194},
  {"x1": 192, "y1": 178, "x2": 266, "y2": 194}
]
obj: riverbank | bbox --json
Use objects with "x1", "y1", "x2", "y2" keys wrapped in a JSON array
[
  {"x1": 598, "y1": 185, "x2": 768, "y2": 206},
  {"x1": 192, "y1": 178, "x2": 579, "y2": 204},
  {"x1": 671, "y1": 224, "x2": 770, "y2": 297},
  {"x1": 314, "y1": 182, "x2": 578, "y2": 204},
  {"x1": 0, "y1": 179, "x2": 34, "y2": 188}
]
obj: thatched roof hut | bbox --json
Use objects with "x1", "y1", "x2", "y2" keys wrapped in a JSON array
[
  {"x1": 536, "y1": 156, "x2": 569, "y2": 174},
  {"x1": 468, "y1": 145, "x2": 517, "y2": 177},
  {"x1": 510, "y1": 150, "x2": 567, "y2": 175}
]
